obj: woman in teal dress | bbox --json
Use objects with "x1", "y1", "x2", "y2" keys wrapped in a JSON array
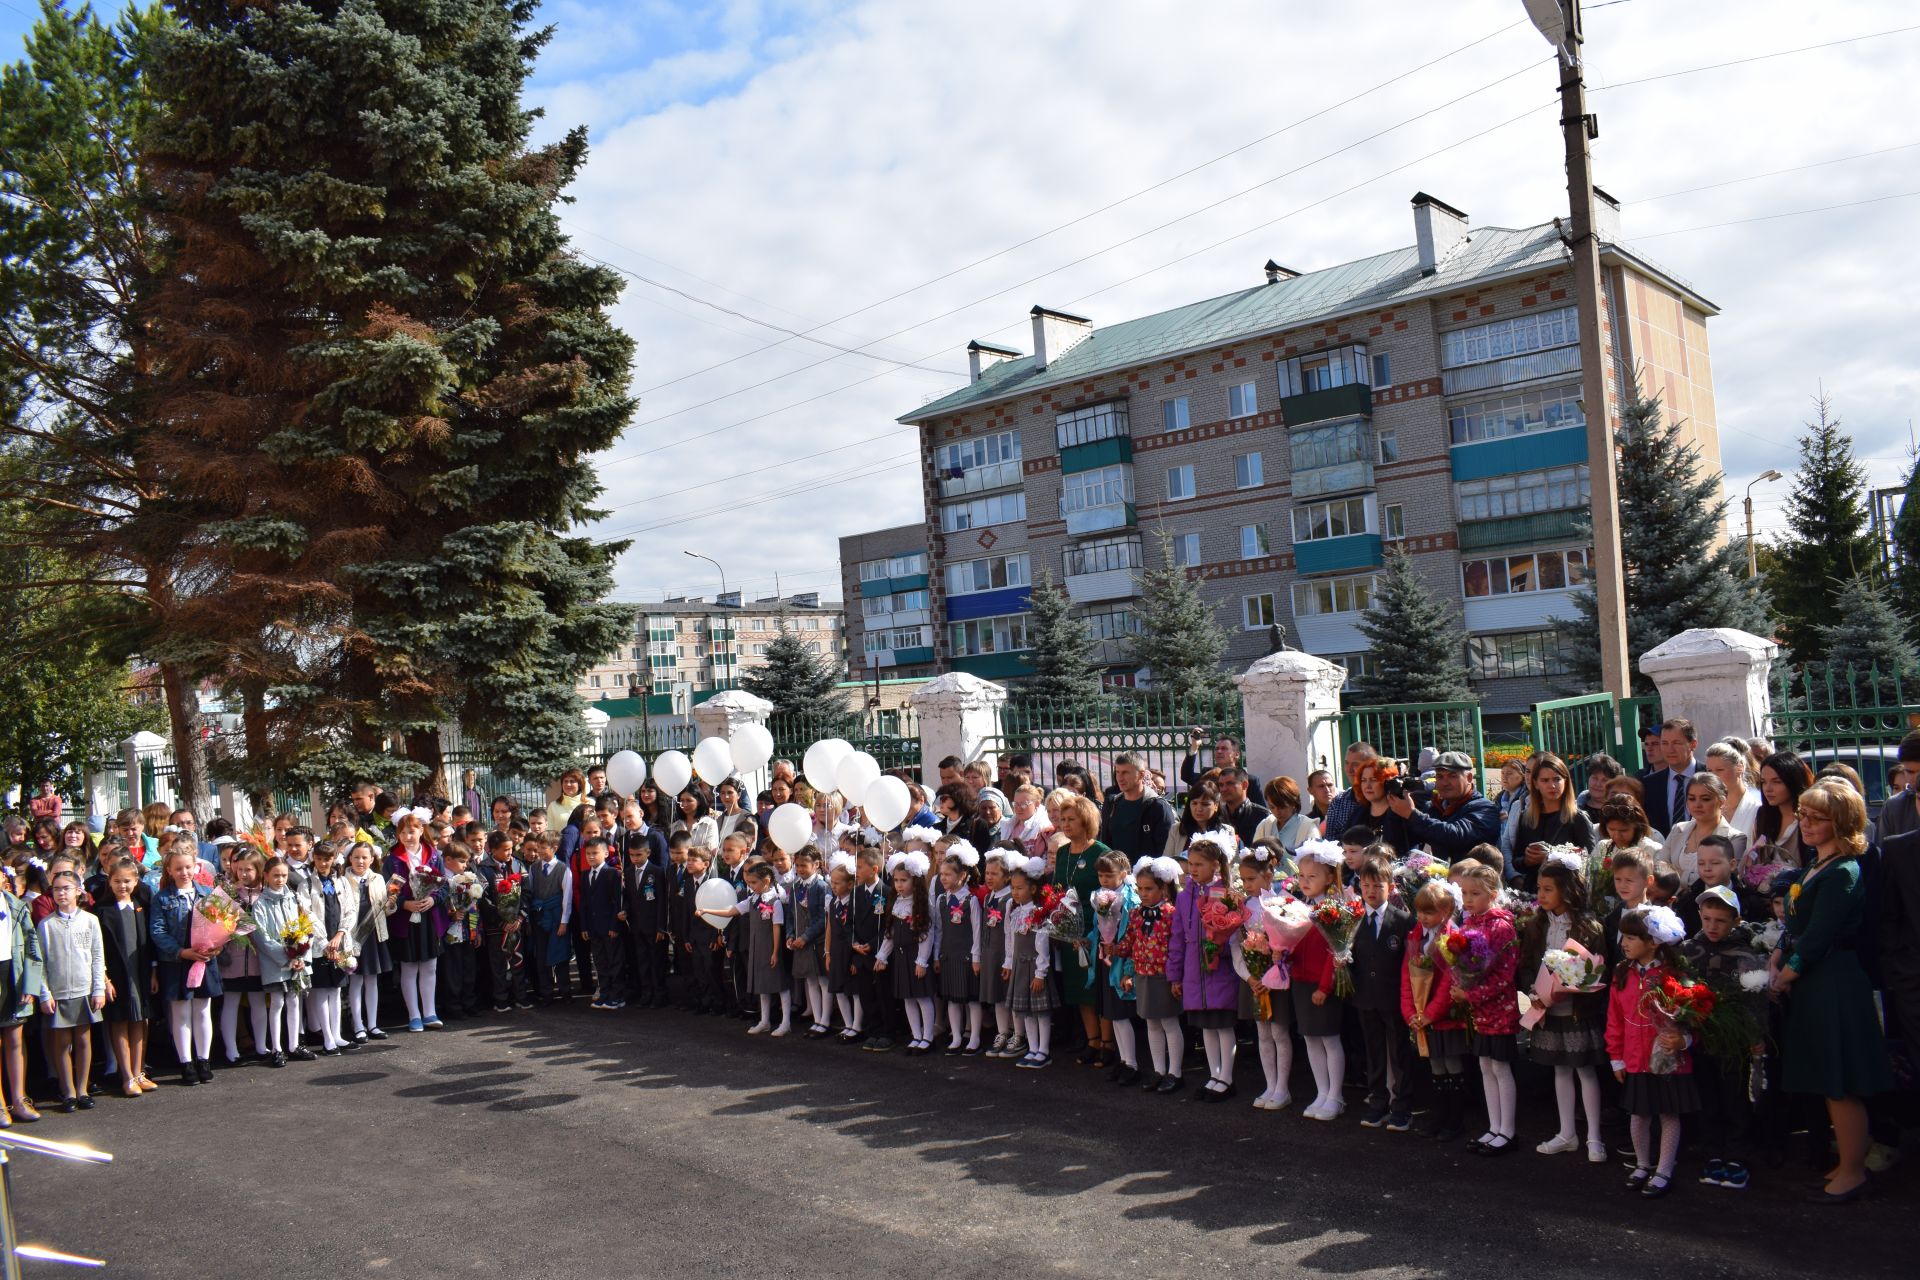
[
  {"x1": 1049, "y1": 791, "x2": 1109, "y2": 1065},
  {"x1": 1770, "y1": 779, "x2": 1892, "y2": 1204}
]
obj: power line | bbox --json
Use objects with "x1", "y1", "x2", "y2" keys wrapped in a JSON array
[
  {"x1": 597, "y1": 452, "x2": 921, "y2": 542},
  {"x1": 1625, "y1": 140, "x2": 1920, "y2": 204},
  {"x1": 593, "y1": 425, "x2": 910, "y2": 515},
  {"x1": 629, "y1": 18, "x2": 1533, "y2": 397},
  {"x1": 1594, "y1": 22, "x2": 1920, "y2": 90},
  {"x1": 1631, "y1": 189, "x2": 1920, "y2": 240}
]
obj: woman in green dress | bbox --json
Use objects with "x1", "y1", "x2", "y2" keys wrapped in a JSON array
[
  {"x1": 1049, "y1": 791, "x2": 1109, "y2": 1065},
  {"x1": 1769, "y1": 779, "x2": 1892, "y2": 1204}
]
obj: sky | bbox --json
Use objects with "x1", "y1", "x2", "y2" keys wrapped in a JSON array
[{"x1": 4, "y1": 0, "x2": 1918, "y2": 608}]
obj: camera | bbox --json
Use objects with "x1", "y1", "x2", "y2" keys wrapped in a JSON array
[{"x1": 1384, "y1": 776, "x2": 1408, "y2": 800}]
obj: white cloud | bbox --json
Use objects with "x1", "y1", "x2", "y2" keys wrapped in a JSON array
[{"x1": 526, "y1": 0, "x2": 1920, "y2": 603}]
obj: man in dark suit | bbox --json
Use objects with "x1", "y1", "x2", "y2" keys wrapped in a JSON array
[
  {"x1": 1641, "y1": 717, "x2": 1699, "y2": 836},
  {"x1": 1350, "y1": 854, "x2": 1412, "y2": 1130}
]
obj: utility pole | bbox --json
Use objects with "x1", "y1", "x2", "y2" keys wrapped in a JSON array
[
  {"x1": 1529, "y1": 0, "x2": 1628, "y2": 699},
  {"x1": 1745, "y1": 469, "x2": 1783, "y2": 578}
]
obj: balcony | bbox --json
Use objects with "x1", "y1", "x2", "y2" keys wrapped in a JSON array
[
  {"x1": 1059, "y1": 435, "x2": 1132, "y2": 476},
  {"x1": 1279, "y1": 381, "x2": 1373, "y2": 427},
  {"x1": 1065, "y1": 567, "x2": 1136, "y2": 604},
  {"x1": 1063, "y1": 501, "x2": 1135, "y2": 536},
  {"x1": 646, "y1": 641, "x2": 675, "y2": 657},
  {"x1": 952, "y1": 651, "x2": 1032, "y2": 680},
  {"x1": 1457, "y1": 508, "x2": 1588, "y2": 552},
  {"x1": 1449, "y1": 426, "x2": 1588, "y2": 482},
  {"x1": 937, "y1": 458, "x2": 1023, "y2": 499},
  {"x1": 1294, "y1": 532, "x2": 1385, "y2": 576},
  {"x1": 1294, "y1": 459, "x2": 1374, "y2": 499},
  {"x1": 1441, "y1": 344, "x2": 1580, "y2": 396}
]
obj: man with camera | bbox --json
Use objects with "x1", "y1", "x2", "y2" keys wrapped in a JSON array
[{"x1": 1382, "y1": 751, "x2": 1500, "y2": 864}]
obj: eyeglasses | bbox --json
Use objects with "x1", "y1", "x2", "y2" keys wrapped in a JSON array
[{"x1": 1794, "y1": 809, "x2": 1831, "y2": 822}]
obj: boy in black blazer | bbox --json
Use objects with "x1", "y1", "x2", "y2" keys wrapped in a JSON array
[
  {"x1": 573, "y1": 838, "x2": 626, "y2": 1011},
  {"x1": 850, "y1": 847, "x2": 895, "y2": 1051},
  {"x1": 676, "y1": 848, "x2": 728, "y2": 1014},
  {"x1": 1350, "y1": 854, "x2": 1412, "y2": 1130},
  {"x1": 622, "y1": 833, "x2": 670, "y2": 1007}
]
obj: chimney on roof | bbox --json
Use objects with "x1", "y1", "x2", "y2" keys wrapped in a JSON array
[
  {"x1": 966, "y1": 339, "x2": 1022, "y2": 384},
  {"x1": 1264, "y1": 260, "x2": 1300, "y2": 285},
  {"x1": 1029, "y1": 306, "x2": 1091, "y2": 371},
  {"x1": 1591, "y1": 186, "x2": 1622, "y2": 244},
  {"x1": 1411, "y1": 192, "x2": 1469, "y2": 275}
]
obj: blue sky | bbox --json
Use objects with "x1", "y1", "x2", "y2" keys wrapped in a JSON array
[{"x1": 6, "y1": 1, "x2": 1919, "y2": 608}]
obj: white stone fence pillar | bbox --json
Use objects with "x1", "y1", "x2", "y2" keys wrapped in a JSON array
[
  {"x1": 1638, "y1": 628, "x2": 1778, "y2": 753},
  {"x1": 692, "y1": 689, "x2": 777, "y2": 798},
  {"x1": 909, "y1": 674, "x2": 1009, "y2": 792},
  {"x1": 1236, "y1": 651, "x2": 1349, "y2": 790}
]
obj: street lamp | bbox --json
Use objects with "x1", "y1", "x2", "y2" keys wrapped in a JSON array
[
  {"x1": 684, "y1": 550, "x2": 729, "y2": 691},
  {"x1": 682, "y1": 549, "x2": 726, "y2": 600},
  {"x1": 1745, "y1": 469, "x2": 1784, "y2": 578}
]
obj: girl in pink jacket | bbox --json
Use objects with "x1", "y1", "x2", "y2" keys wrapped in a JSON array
[{"x1": 1606, "y1": 905, "x2": 1699, "y2": 1199}]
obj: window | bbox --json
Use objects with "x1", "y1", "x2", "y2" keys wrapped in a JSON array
[
  {"x1": 1377, "y1": 428, "x2": 1399, "y2": 463},
  {"x1": 1454, "y1": 465, "x2": 1591, "y2": 522},
  {"x1": 1382, "y1": 503, "x2": 1405, "y2": 539},
  {"x1": 1238, "y1": 523, "x2": 1270, "y2": 559},
  {"x1": 1372, "y1": 352, "x2": 1392, "y2": 386},
  {"x1": 1288, "y1": 420, "x2": 1370, "y2": 473},
  {"x1": 862, "y1": 590, "x2": 929, "y2": 616},
  {"x1": 1243, "y1": 593, "x2": 1277, "y2": 628},
  {"x1": 858, "y1": 559, "x2": 890, "y2": 582},
  {"x1": 1161, "y1": 397, "x2": 1190, "y2": 432},
  {"x1": 1081, "y1": 608, "x2": 1142, "y2": 641},
  {"x1": 1166, "y1": 464, "x2": 1195, "y2": 501},
  {"x1": 1291, "y1": 496, "x2": 1371, "y2": 543},
  {"x1": 865, "y1": 625, "x2": 931, "y2": 653},
  {"x1": 1228, "y1": 382, "x2": 1258, "y2": 418},
  {"x1": 589, "y1": 674, "x2": 602, "y2": 688},
  {"x1": 1467, "y1": 630, "x2": 1574, "y2": 679},
  {"x1": 751, "y1": 643, "x2": 770, "y2": 656},
  {"x1": 1277, "y1": 344, "x2": 1370, "y2": 397},
  {"x1": 934, "y1": 430, "x2": 1022, "y2": 496},
  {"x1": 1441, "y1": 306, "x2": 1577, "y2": 370},
  {"x1": 1055, "y1": 400, "x2": 1130, "y2": 449},
  {"x1": 630, "y1": 645, "x2": 643, "y2": 661},
  {"x1": 1234, "y1": 451, "x2": 1264, "y2": 489},
  {"x1": 1060, "y1": 464, "x2": 1133, "y2": 517},
  {"x1": 804, "y1": 617, "x2": 821, "y2": 631},
  {"x1": 1064, "y1": 534, "x2": 1143, "y2": 577},
  {"x1": 1461, "y1": 547, "x2": 1589, "y2": 598},
  {"x1": 1447, "y1": 383, "x2": 1584, "y2": 444},
  {"x1": 944, "y1": 552, "x2": 1030, "y2": 596},
  {"x1": 805, "y1": 641, "x2": 821, "y2": 654},
  {"x1": 752, "y1": 618, "x2": 766, "y2": 631},
  {"x1": 939, "y1": 491, "x2": 1027, "y2": 532},
  {"x1": 1331, "y1": 653, "x2": 1379, "y2": 689},
  {"x1": 947, "y1": 614, "x2": 1031, "y2": 657},
  {"x1": 1171, "y1": 532, "x2": 1202, "y2": 568},
  {"x1": 1290, "y1": 573, "x2": 1379, "y2": 618}
]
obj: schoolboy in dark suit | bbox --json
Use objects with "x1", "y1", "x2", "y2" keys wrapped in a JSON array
[{"x1": 1350, "y1": 854, "x2": 1412, "y2": 1130}]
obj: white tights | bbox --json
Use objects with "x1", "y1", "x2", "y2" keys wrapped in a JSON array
[
  {"x1": 311, "y1": 988, "x2": 345, "y2": 1050},
  {"x1": 992, "y1": 1003, "x2": 1013, "y2": 1039},
  {"x1": 755, "y1": 991, "x2": 793, "y2": 1029},
  {"x1": 168, "y1": 997, "x2": 213, "y2": 1063},
  {"x1": 220, "y1": 992, "x2": 267, "y2": 1061},
  {"x1": 902, "y1": 997, "x2": 936, "y2": 1043},
  {"x1": 1112, "y1": 1017, "x2": 1138, "y2": 1069},
  {"x1": 1021, "y1": 1013, "x2": 1053, "y2": 1059},
  {"x1": 398, "y1": 960, "x2": 439, "y2": 1023},
  {"x1": 805, "y1": 977, "x2": 829, "y2": 1028},
  {"x1": 265, "y1": 990, "x2": 303, "y2": 1052},
  {"x1": 1478, "y1": 1057, "x2": 1518, "y2": 1140},
  {"x1": 348, "y1": 972, "x2": 380, "y2": 1034},
  {"x1": 1256, "y1": 1020, "x2": 1295, "y2": 1101},
  {"x1": 1145, "y1": 1017, "x2": 1183, "y2": 1076},
  {"x1": 1201, "y1": 1026, "x2": 1236, "y2": 1087},
  {"x1": 834, "y1": 993, "x2": 863, "y2": 1032},
  {"x1": 1303, "y1": 1034, "x2": 1345, "y2": 1109},
  {"x1": 1631, "y1": 1112, "x2": 1683, "y2": 1176},
  {"x1": 1554, "y1": 1065, "x2": 1604, "y2": 1142},
  {"x1": 949, "y1": 1002, "x2": 985, "y2": 1048}
]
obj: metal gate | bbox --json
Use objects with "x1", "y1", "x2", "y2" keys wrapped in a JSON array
[
  {"x1": 981, "y1": 691, "x2": 1244, "y2": 793},
  {"x1": 1340, "y1": 700, "x2": 1484, "y2": 782},
  {"x1": 1765, "y1": 663, "x2": 1920, "y2": 808}
]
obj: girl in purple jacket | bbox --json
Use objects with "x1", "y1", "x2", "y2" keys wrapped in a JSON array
[{"x1": 1168, "y1": 837, "x2": 1246, "y2": 1101}]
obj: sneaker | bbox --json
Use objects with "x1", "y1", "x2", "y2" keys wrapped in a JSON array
[
  {"x1": 1359, "y1": 1106, "x2": 1390, "y2": 1129},
  {"x1": 422, "y1": 1017, "x2": 444, "y2": 1028},
  {"x1": 1384, "y1": 1111, "x2": 1413, "y2": 1133},
  {"x1": 407, "y1": 1018, "x2": 425, "y2": 1033},
  {"x1": 1698, "y1": 1159, "x2": 1727, "y2": 1187},
  {"x1": 607, "y1": 1000, "x2": 626, "y2": 1011},
  {"x1": 493, "y1": 1004, "x2": 512, "y2": 1014},
  {"x1": 1537, "y1": 1134, "x2": 1582, "y2": 1156},
  {"x1": 1003, "y1": 1035, "x2": 1028, "y2": 1058},
  {"x1": 861, "y1": 1036, "x2": 894, "y2": 1053},
  {"x1": 1720, "y1": 1162, "x2": 1750, "y2": 1190},
  {"x1": 515, "y1": 998, "x2": 535, "y2": 1010},
  {"x1": 988, "y1": 1033, "x2": 1007, "y2": 1057}
]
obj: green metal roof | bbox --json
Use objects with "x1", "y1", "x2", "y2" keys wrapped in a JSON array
[{"x1": 899, "y1": 224, "x2": 1712, "y2": 423}]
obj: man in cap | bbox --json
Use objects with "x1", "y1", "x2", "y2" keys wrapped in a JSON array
[{"x1": 1385, "y1": 751, "x2": 1500, "y2": 864}]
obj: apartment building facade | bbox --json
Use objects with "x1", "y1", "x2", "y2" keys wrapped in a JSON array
[
  {"x1": 573, "y1": 593, "x2": 848, "y2": 703},
  {"x1": 838, "y1": 523, "x2": 939, "y2": 682},
  {"x1": 877, "y1": 192, "x2": 1721, "y2": 721}
]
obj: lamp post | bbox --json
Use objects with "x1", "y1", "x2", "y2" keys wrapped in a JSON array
[
  {"x1": 1525, "y1": 0, "x2": 1628, "y2": 700},
  {"x1": 1746, "y1": 469, "x2": 1784, "y2": 578},
  {"x1": 684, "y1": 550, "x2": 729, "y2": 692}
]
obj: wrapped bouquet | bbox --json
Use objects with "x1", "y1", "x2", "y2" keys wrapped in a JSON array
[
  {"x1": 1196, "y1": 887, "x2": 1246, "y2": 973},
  {"x1": 281, "y1": 907, "x2": 317, "y2": 993},
  {"x1": 187, "y1": 887, "x2": 256, "y2": 990},
  {"x1": 1641, "y1": 974, "x2": 1716, "y2": 1075},
  {"x1": 1310, "y1": 895, "x2": 1365, "y2": 997},
  {"x1": 1392, "y1": 852, "x2": 1449, "y2": 907},
  {"x1": 1258, "y1": 897, "x2": 1315, "y2": 991},
  {"x1": 405, "y1": 861, "x2": 446, "y2": 925},
  {"x1": 1090, "y1": 887, "x2": 1123, "y2": 945},
  {"x1": 1433, "y1": 924, "x2": 1501, "y2": 992},
  {"x1": 1040, "y1": 886, "x2": 1087, "y2": 961},
  {"x1": 1519, "y1": 938, "x2": 1606, "y2": 1029}
]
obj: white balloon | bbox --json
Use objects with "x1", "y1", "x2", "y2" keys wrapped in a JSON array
[
  {"x1": 861, "y1": 775, "x2": 911, "y2": 832},
  {"x1": 694, "y1": 878, "x2": 738, "y2": 926},
  {"x1": 836, "y1": 750, "x2": 881, "y2": 801},
  {"x1": 768, "y1": 802, "x2": 814, "y2": 854},
  {"x1": 803, "y1": 738, "x2": 853, "y2": 792},
  {"x1": 691, "y1": 737, "x2": 735, "y2": 785},
  {"x1": 652, "y1": 749, "x2": 692, "y2": 797},
  {"x1": 731, "y1": 722, "x2": 774, "y2": 773},
  {"x1": 604, "y1": 750, "x2": 647, "y2": 796}
]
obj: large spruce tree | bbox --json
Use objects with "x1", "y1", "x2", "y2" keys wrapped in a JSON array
[
  {"x1": 1131, "y1": 528, "x2": 1234, "y2": 701},
  {"x1": 1890, "y1": 449, "x2": 1920, "y2": 644},
  {"x1": 741, "y1": 618, "x2": 846, "y2": 718},
  {"x1": 1558, "y1": 383, "x2": 1768, "y2": 692},
  {"x1": 137, "y1": 0, "x2": 635, "y2": 792},
  {"x1": 1814, "y1": 573, "x2": 1920, "y2": 706},
  {"x1": 1017, "y1": 570, "x2": 1106, "y2": 709},
  {"x1": 1767, "y1": 393, "x2": 1877, "y2": 664},
  {"x1": 1353, "y1": 547, "x2": 1472, "y2": 704}
]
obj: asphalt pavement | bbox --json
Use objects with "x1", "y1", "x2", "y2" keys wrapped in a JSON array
[{"x1": 6, "y1": 1006, "x2": 1909, "y2": 1279}]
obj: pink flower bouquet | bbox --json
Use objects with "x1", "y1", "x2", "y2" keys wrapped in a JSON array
[
  {"x1": 1258, "y1": 897, "x2": 1316, "y2": 991},
  {"x1": 187, "y1": 887, "x2": 256, "y2": 989},
  {"x1": 1518, "y1": 937, "x2": 1606, "y2": 1029}
]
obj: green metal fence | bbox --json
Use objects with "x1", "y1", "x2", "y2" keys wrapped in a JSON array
[
  {"x1": 1530, "y1": 692, "x2": 1617, "y2": 764},
  {"x1": 1620, "y1": 695, "x2": 1662, "y2": 772},
  {"x1": 767, "y1": 706, "x2": 921, "y2": 776},
  {"x1": 1340, "y1": 700, "x2": 1484, "y2": 782},
  {"x1": 981, "y1": 691, "x2": 1244, "y2": 793},
  {"x1": 1765, "y1": 663, "x2": 1919, "y2": 808}
]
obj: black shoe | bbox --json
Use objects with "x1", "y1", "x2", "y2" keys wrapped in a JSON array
[
  {"x1": 365, "y1": 1028, "x2": 389, "y2": 1041},
  {"x1": 74, "y1": 1094, "x2": 95, "y2": 1111},
  {"x1": 288, "y1": 1047, "x2": 316, "y2": 1062},
  {"x1": 1076, "y1": 1045, "x2": 1101, "y2": 1066},
  {"x1": 1474, "y1": 1134, "x2": 1513, "y2": 1157},
  {"x1": 57, "y1": 1098, "x2": 76, "y2": 1114},
  {"x1": 515, "y1": 999, "x2": 535, "y2": 1010},
  {"x1": 862, "y1": 1037, "x2": 894, "y2": 1053},
  {"x1": 267, "y1": 1051, "x2": 286, "y2": 1068},
  {"x1": 1140, "y1": 1072, "x2": 1163, "y2": 1092},
  {"x1": 1114, "y1": 1065, "x2": 1142, "y2": 1087},
  {"x1": 1641, "y1": 1173, "x2": 1673, "y2": 1199},
  {"x1": 1155, "y1": 1074, "x2": 1183, "y2": 1095},
  {"x1": 1433, "y1": 1121, "x2": 1464, "y2": 1143},
  {"x1": 319, "y1": 1047, "x2": 342, "y2": 1057},
  {"x1": 179, "y1": 1065, "x2": 199, "y2": 1087},
  {"x1": 494, "y1": 1004, "x2": 512, "y2": 1014},
  {"x1": 1625, "y1": 1166, "x2": 1651, "y2": 1191},
  {"x1": 1807, "y1": 1180, "x2": 1869, "y2": 1205},
  {"x1": 195, "y1": 1060, "x2": 213, "y2": 1084},
  {"x1": 1385, "y1": 1111, "x2": 1413, "y2": 1133}
]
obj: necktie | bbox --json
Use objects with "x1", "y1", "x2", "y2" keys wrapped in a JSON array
[
  {"x1": 1672, "y1": 771, "x2": 1685, "y2": 818},
  {"x1": 1372, "y1": 909, "x2": 1382, "y2": 940}
]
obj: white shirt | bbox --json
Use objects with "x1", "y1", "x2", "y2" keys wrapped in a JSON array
[
  {"x1": 1004, "y1": 901, "x2": 1050, "y2": 977},
  {"x1": 875, "y1": 898, "x2": 934, "y2": 967}
]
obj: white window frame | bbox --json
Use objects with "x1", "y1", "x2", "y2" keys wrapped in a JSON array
[
  {"x1": 946, "y1": 613, "x2": 1033, "y2": 657},
  {"x1": 1161, "y1": 397, "x2": 1190, "y2": 432},
  {"x1": 1441, "y1": 305, "x2": 1578, "y2": 370},
  {"x1": 1372, "y1": 352, "x2": 1392, "y2": 386},
  {"x1": 1227, "y1": 381, "x2": 1258, "y2": 418},
  {"x1": 1237, "y1": 523, "x2": 1270, "y2": 559},
  {"x1": 1289, "y1": 572, "x2": 1380, "y2": 619},
  {"x1": 1064, "y1": 534, "x2": 1144, "y2": 578},
  {"x1": 1171, "y1": 531, "x2": 1202, "y2": 568},
  {"x1": 939, "y1": 491, "x2": 1027, "y2": 532},
  {"x1": 1234, "y1": 451, "x2": 1264, "y2": 489},
  {"x1": 1460, "y1": 546, "x2": 1590, "y2": 599},
  {"x1": 1382, "y1": 503, "x2": 1405, "y2": 539},
  {"x1": 943, "y1": 552, "x2": 1031, "y2": 597},
  {"x1": 1243, "y1": 593, "x2": 1277, "y2": 629},
  {"x1": 1290, "y1": 495, "x2": 1373, "y2": 543},
  {"x1": 1377, "y1": 427, "x2": 1399, "y2": 464},
  {"x1": 1165, "y1": 464, "x2": 1195, "y2": 501}
]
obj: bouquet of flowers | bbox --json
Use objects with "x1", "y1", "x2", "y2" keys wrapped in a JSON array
[
  {"x1": 1502, "y1": 889, "x2": 1539, "y2": 937},
  {"x1": 1741, "y1": 857, "x2": 1791, "y2": 893},
  {"x1": 1749, "y1": 919, "x2": 1783, "y2": 954},
  {"x1": 1258, "y1": 897, "x2": 1315, "y2": 991},
  {"x1": 1310, "y1": 895, "x2": 1365, "y2": 997},
  {"x1": 1040, "y1": 886, "x2": 1088, "y2": 960},
  {"x1": 494, "y1": 871, "x2": 525, "y2": 968},
  {"x1": 1090, "y1": 887, "x2": 1123, "y2": 945},
  {"x1": 1196, "y1": 887, "x2": 1246, "y2": 973},
  {"x1": 1433, "y1": 924, "x2": 1501, "y2": 992},
  {"x1": 280, "y1": 907, "x2": 317, "y2": 993},
  {"x1": 1392, "y1": 852, "x2": 1449, "y2": 907},
  {"x1": 186, "y1": 887, "x2": 256, "y2": 989},
  {"x1": 1519, "y1": 938, "x2": 1606, "y2": 1029},
  {"x1": 405, "y1": 860, "x2": 446, "y2": 925},
  {"x1": 1640, "y1": 974, "x2": 1717, "y2": 1075}
]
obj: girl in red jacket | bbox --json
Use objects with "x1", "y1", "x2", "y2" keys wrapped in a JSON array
[
  {"x1": 1287, "y1": 846, "x2": 1346, "y2": 1121},
  {"x1": 1454, "y1": 858, "x2": 1520, "y2": 1156},
  {"x1": 1403, "y1": 879, "x2": 1470, "y2": 1141},
  {"x1": 1607, "y1": 905, "x2": 1699, "y2": 1199}
]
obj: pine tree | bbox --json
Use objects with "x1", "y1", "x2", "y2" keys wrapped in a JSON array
[
  {"x1": 1885, "y1": 449, "x2": 1920, "y2": 643},
  {"x1": 1814, "y1": 573, "x2": 1920, "y2": 706},
  {"x1": 136, "y1": 1, "x2": 637, "y2": 792},
  {"x1": 1016, "y1": 570, "x2": 1106, "y2": 708},
  {"x1": 1768, "y1": 393, "x2": 1877, "y2": 663},
  {"x1": 1353, "y1": 547, "x2": 1472, "y2": 704},
  {"x1": 741, "y1": 619, "x2": 846, "y2": 718},
  {"x1": 1131, "y1": 528, "x2": 1234, "y2": 701},
  {"x1": 1557, "y1": 383, "x2": 1768, "y2": 692}
]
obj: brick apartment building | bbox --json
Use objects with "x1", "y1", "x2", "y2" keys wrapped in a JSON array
[
  {"x1": 574, "y1": 592, "x2": 846, "y2": 704},
  {"x1": 842, "y1": 191, "x2": 1722, "y2": 723}
]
